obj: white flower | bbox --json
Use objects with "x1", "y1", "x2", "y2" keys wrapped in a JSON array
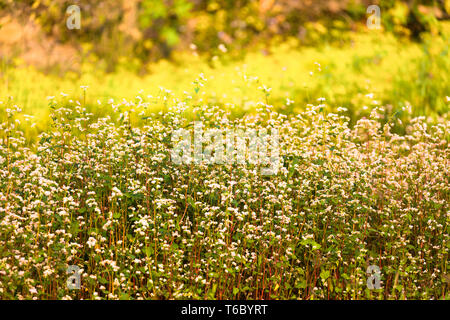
[
  {"x1": 218, "y1": 44, "x2": 227, "y2": 53},
  {"x1": 111, "y1": 187, "x2": 123, "y2": 198},
  {"x1": 87, "y1": 237, "x2": 97, "y2": 248}
]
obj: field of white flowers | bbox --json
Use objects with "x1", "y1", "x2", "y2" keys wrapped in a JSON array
[{"x1": 0, "y1": 88, "x2": 448, "y2": 300}]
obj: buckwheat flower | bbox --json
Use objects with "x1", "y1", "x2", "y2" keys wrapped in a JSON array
[
  {"x1": 108, "y1": 293, "x2": 117, "y2": 299},
  {"x1": 43, "y1": 268, "x2": 54, "y2": 277},
  {"x1": 218, "y1": 44, "x2": 227, "y2": 53},
  {"x1": 263, "y1": 85, "x2": 271, "y2": 92},
  {"x1": 111, "y1": 187, "x2": 123, "y2": 198},
  {"x1": 87, "y1": 237, "x2": 97, "y2": 248},
  {"x1": 80, "y1": 85, "x2": 89, "y2": 90}
]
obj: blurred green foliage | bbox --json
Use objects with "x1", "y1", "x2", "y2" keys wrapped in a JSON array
[{"x1": 0, "y1": 0, "x2": 448, "y2": 70}]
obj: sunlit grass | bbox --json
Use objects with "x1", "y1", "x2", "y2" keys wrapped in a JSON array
[{"x1": 1, "y1": 26, "x2": 449, "y2": 140}]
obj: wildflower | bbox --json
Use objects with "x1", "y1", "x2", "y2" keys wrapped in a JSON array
[
  {"x1": 87, "y1": 237, "x2": 97, "y2": 248},
  {"x1": 218, "y1": 44, "x2": 227, "y2": 53},
  {"x1": 111, "y1": 187, "x2": 123, "y2": 198}
]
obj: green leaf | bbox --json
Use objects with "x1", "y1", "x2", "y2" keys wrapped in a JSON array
[
  {"x1": 187, "y1": 196, "x2": 196, "y2": 210},
  {"x1": 120, "y1": 293, "x2": 130, "y2": 300},
  {"x1": 71, "y1": 221, "x2": 79, "y2": 235},
  {"x1": 320, "y1": 269, "x2": 330, "y2": 282},
  {"x1": 211, "y1": 283, "x2": 218, "y2": 295},
  {"x1": 162, "y1": 27, "x2": 179, "y2": 46},
  {"x1": 295, "y1": 279, "x2": 307, "y2": 289},
  {"x1": 144, "y1": 246, "x2": 153, "y2": 257},
  {"x1": 300, "y1": 239, "x2": 322, "y2": 250},
  {"x1": 98, "y1": 276, "x2": 108, "y2": 284}
]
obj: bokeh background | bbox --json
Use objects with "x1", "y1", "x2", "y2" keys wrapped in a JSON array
[
  {"x1": 0, "y1": 0, "x2": 449, "y2": 138},
  {"x1": 2, "y1": 1, "x2": 448, "y2": 68}
]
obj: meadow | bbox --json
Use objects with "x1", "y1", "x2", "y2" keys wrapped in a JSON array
[{"x1": 0, "y1": 11, "x2": 449, "y2": 300}]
